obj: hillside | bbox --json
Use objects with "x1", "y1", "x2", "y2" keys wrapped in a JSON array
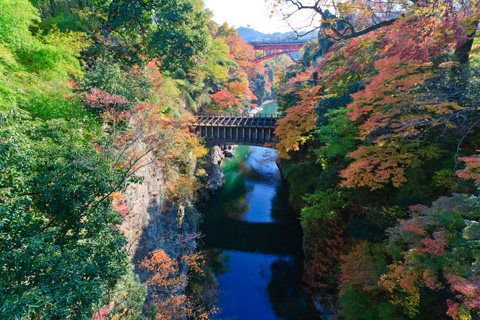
[{"x1": 237, "y1": 26, "x2": 317, "y2": 42}]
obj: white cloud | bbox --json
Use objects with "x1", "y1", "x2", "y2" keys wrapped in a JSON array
[{"x1": 203, "y1": 0, "x2": 291, "y2": 34}]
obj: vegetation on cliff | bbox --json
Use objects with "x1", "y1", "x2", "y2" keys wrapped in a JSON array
[
  {"x1": 0, "y1": 0, "x2": 288, "y2": 318},
  {"x1": 273, "y1": 0, "x2": 480, "y2": 318}
]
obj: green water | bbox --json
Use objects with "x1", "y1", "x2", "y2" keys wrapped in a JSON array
[
  {"x1": 200, "y1": 141, "x2": 320, "y2": 319},
  {"x1": 258, "y1": 101, "x2": 279, "y2": 115}
]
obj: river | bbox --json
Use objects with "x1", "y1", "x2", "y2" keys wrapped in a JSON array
[{"x1": 200, "y1": 102, "x2": 319, "y2": 319}]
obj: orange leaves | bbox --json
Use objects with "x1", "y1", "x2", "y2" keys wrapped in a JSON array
[
  {"x1": 379, "y1": 262, "x2": 422, "y2": 317},
  {"x1": 132, "y1": 103, "x2": 204, "y2": 162},
  {"x1": 210, "y1": 89, "x2": 239, "y2": 111},
  {"x1": 141, "y1": 249, "x2": 186, "y2": 320},
  {"x1": 347, "y1": 14, "x2": 466, "y2": 140},
  {"x1": 420, "y1": 230, "x2": 449, "y2": 256},
  {"x1": 248, "y1": 90, "x2": 258, "y2": 101},
  {"x1": 340, "y1": 145, "x2": 410, "y2": 190},
  {"x1": 327, "y1": 13, "x2": 470, "y2": 191},
  {"x1": 457, "y1": 152, "x2": 480, "y2": 185},
  {"x1": 141, "y1": 249, "x2": 177, "y2": 283},
  {"x1": 91, "y1": 306, "x2": 112, "y2": 320},
  {"x1": 286, "y1": 67, "x2": 316, "y2": 88},
  {"x1": 382, "y1": 13, "x2": 465, "y2": 62},
  {"x1": 339, "y1": 242, "x2": 387, "y2": 296},
  {"x1": 275, "y1": 86, "x2": 321, "y2": 158},
  {"x1": 208, "y1": 80, "x2": 258, "y2": 113},
  {"x1": 227, "y1": 80, "x2": 247, "y2": 97},
  {"x1": 167, "y1": 173, "x2": 202, "y2": 204},
  {"x1": 141, "y1": 249, "x2": 209, "y2": 320},
  {"x1": 348, "y1": 58, "x2": 434, "y2": 138},
  {"x1": 209, "y1": 80, "x2": 251, "y2": 111},
  {"x1": 445, "y1": 274, "x2": 480, "y2": 316},
  {"x1": 341, "y1": 141, "x2": 441, "y2": 190},
  {"x1": 380, "y1": 195, "x2": 480, "y2": 318},
  {"x1": 85, "y1": 89, "x2": 129, "y2": 108},
  {"x1": 303, "y1": 214, "x2": 349, "y2": 292},
  {"x1": 223, "y1": 33, "x2": 255, "y2": 61}
]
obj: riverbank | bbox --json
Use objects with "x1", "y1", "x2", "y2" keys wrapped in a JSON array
[
  {"x1": 261, "y1": 99, "x2": 276, "y2": 106},
  {"x1": 248, "y1": 100, "x2": 278, "y2": 116}
]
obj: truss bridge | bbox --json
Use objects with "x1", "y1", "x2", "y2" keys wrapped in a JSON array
[{"x1": 192, "y1": 113, "x2": 280, "y2": 147}]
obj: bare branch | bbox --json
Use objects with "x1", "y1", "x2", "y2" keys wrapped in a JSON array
[{"x1": 277, "y1": 0, "x2": 400, "y2": 41}]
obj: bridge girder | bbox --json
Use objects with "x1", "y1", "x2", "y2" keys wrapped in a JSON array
[
  {"x1": 249, "y1": 41, "x2": 306, "y2": 63},
  {"x1": 192, "y1": 114, "x2": 280, "y2": 147}
]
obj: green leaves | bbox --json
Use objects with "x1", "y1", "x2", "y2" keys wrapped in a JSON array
[
  {"x1": 0, "y1": 0, "x2": 39, "y2": 49},
  {"x1": 148, "y1": 0, "x2": 209, "y2": 73},
  {"x1": 314, "y1": 107, "x2": 359, "y2": 160},
  {"x1": 0, "y1": 113, "x2": 130, "y2": 319},
  {"x1": 382, "y1": 195, "x2": 480, "y2": 318},
  {"x1": 301, "y1": 188, "x2": 349, "y2": 225}
]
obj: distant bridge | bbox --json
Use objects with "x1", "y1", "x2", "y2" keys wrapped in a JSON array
[
  {"x1": 248, "y1": 39, "x2": 310, "y2": 63},
  {"x1": 192, "y1": 113, "x2": 280, "y2": 147}
]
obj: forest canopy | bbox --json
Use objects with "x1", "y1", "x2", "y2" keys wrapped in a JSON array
[
  {"x1": 272, "y1": 0, "x2": 480, "y2": 318},
  {"x1": 0, "y1": 0, "x2": 289, "y2": 318}
]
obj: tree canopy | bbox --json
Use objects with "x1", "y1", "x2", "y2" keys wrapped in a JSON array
[{"x1": 271, "y1": 0, "x2": 480, "y2": 317}]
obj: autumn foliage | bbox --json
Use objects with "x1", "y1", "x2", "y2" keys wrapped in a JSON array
[
  {"x1": 205, "y1": 24, "x2": 281, "y2": 113},
  {"x1": 380, "y1": 195, "x2": 480, "y2": 318},
  {"x1": 141, "y1": 249, "x2": 213, "y2": 320},
  {"x1": 273, "y1": 1, "x2": 480, "y2": 318},
  {"x1": 209, "y1": 89, "x2": 239, "y2": 111},
  {"x1": 85, "y1": 88, "x2": 131, "y2": 122}
]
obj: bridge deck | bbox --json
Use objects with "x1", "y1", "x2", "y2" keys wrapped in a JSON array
[{"x1": 192, "y1": 113, "x2": 280, "y2": 147}]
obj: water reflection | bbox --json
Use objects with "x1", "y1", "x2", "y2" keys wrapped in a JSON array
[{"x1": 200, "y1": 146, "x2": 319, "y2": 319}]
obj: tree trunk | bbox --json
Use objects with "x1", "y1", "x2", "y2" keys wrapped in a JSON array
[
  {"x1": 454, "y1": 17, "x2": 479, "y2": 64},
  {"x1": 49, "y1": 0, "x2": 57, "y2": 17}
]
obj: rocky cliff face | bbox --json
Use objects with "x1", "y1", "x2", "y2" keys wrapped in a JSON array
[
  {"x1": 117, "y1": 145, "x2": 199, "y2": 293},
  {"x1": 118, "y1": 144, "x2": 235, "y2": 275},
  {"x1": 116, "y1": 143, "x2": 236, "y2": 313},
  {"x1": 118, "y1": 152, "x2": 168, "y2": 258},
  {"x1": 198, "y1": 145, "x2": 237, "y2": 201}
]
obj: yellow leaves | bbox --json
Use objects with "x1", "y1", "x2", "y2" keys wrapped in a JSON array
[
  {"x1": 436, "y1": 101, "x2": 463, "y2": 113},
  {"x1": 192, "y1": 145, "x2": 207, "y2": 158},
  {"x1": 110, "y1": 192, "x2": 123, "y2": 202},
  {"x1": 167, "y1": 173, "x2": 202, "y2": 205},
  {"x1": 439, "y1": 61, "x2": 460, "y2": 68},
  {"x1": 379, "y1": 262, "x2": 422, "y2": 317},
  {"x1": 419, "y1": 61, "x2": 434, "y2": 68},
  {"x1": 336, "y1": 3, "x2": 354, "y2": 17},
  {"x1": 468, "y1": 37, "x2": 480, "y2": 66},
  {"x1": 0, "y1": 44, "x2": 16, "y2": 66}
]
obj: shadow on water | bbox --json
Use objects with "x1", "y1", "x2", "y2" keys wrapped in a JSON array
[{"x1": 200, "y1": 144, "x2": 320, "y2": 320}]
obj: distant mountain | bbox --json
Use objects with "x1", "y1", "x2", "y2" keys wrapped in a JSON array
[
  {"x1": 237, "y1": 26, "x2": 317, "y2": 42},
  {"x1": 236, "y1": 27, "x2": 269, "y2": 41}
]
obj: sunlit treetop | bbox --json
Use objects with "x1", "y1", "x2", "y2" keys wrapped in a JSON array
[{"x1": 267, "y1": 0, "x2": 478, "y2": 41}]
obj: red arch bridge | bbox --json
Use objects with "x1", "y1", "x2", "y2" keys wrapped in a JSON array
[{"x1": 249, "y1": 39, "x2": 310, "y2": 63}]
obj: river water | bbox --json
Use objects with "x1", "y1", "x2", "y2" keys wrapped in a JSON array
[{"x1": 200, "y1": 103, "x2": 319, "y2": 320}]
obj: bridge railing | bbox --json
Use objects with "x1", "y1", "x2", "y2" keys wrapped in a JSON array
[
  {"x1": 193, "y1": 112, "x2": 282, "y2": 119},
  {"x1": 248, "y1": 39, "x2": 312, "y2": 45}
]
